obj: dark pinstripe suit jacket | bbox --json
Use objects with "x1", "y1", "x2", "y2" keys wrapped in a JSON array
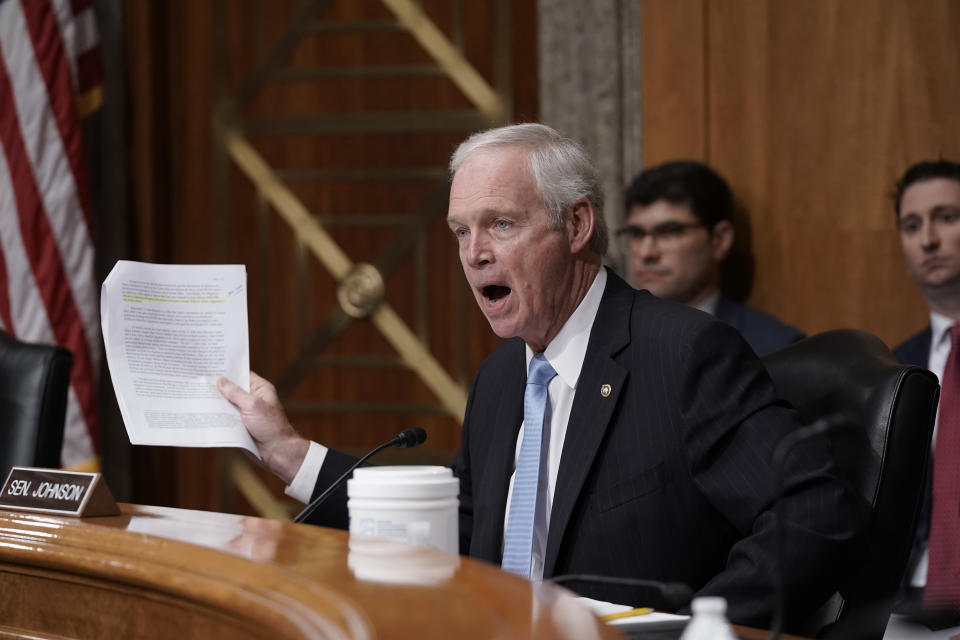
[
  {"x1": 310, "y1": 270, "x2": 861, "y2": 628},
  {"x1": 894, "y1": 327, "x2": 931, "y2": 368},
  {"x1": 454, "y1": 270, "x2": 859, "y2": 628}
]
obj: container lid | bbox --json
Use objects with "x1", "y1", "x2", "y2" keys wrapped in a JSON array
[
  {"x1": 347, "y1": 465, "x2": 459, "y2": 499},
  {"x1": 690, "y1": 597, "x2": 727, "y2": 615}
]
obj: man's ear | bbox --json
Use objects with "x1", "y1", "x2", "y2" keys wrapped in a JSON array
[
  {"x1": 711, "y1": 219, "x2": 735, "y2": 262},
  {"x1": 566, "y1": 197, "x2": 596, "y2": 253}
]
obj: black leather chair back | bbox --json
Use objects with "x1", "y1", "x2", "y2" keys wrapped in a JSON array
[
  {"x1": 762, "y1": 329, "x2": 939, "y2": 640},
  {"x1": 0, "y1": 331, "x2": 73, "y2": 480}
]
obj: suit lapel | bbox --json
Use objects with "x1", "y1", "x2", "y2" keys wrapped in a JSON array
[
  {"x1": 472, "y1": 338, "x2": 525, "y2": 563},
  {"x1": 544, "y1": 272, "x2": 633, "y2": 576}
]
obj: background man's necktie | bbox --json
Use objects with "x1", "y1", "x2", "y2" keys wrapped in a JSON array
[
  {"x1": 501, "y1": 354, "x2": 556, "y2": 577},
  {"x1": 925, "y1": 322, "x2": 960, "y2": 611}
]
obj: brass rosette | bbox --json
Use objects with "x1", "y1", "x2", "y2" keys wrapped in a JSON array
[{"x1": 337, "y1": 263, "x2": 385, "y2": 319}]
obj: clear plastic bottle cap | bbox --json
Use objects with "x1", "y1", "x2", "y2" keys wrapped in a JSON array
[{"x1": 690, "y1": 596, "x2": 727, "y2": 615}]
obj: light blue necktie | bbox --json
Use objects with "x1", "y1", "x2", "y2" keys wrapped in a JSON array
[{"x1": 501, "y1": 353, "x2": 557, "y2": 577}]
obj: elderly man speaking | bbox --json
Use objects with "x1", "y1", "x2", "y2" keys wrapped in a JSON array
[{"x1": 218, "y1": 123, "x2": 860, "y2": 630}]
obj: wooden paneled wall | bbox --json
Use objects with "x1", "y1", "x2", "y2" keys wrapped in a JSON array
[
  {"x1": 123, "y1": 0, "x2": 536, "y2": 512},
  {"x1": 122, "y1": 0, "x2": 960, "y2": 513},
  {"x1": 640, "y1": 0, "x2": 960, "y2": 345}
]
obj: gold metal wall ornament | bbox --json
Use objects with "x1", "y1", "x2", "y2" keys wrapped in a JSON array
[
  {"x1": 271, "y1": 183, "x2": 452, "y2": 400},
  {"x1": 221, "y1": 129, "x2": 469, "y2": 421},
  {"x1": 337, "y1": 264, "x2": 385, "y2": 319}
]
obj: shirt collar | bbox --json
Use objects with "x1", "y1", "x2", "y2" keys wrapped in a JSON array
[
  {"x1": 693, "y1": 289, "x2": 721, "y2": 316},
  {"x1": 525, "y1": 268, "x2": 607, "y2": 390},
  {"x1": 930, "y1": 311, "x2": 955, "y2": 349}
]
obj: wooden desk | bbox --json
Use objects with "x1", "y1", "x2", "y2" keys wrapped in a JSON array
[{"x1": 0, "y1": 504, "x2": 621, "y2": 639}]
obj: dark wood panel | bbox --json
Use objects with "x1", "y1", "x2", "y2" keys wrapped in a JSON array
[{"x1": 124, "y1": 0, "x2": 536, "y2": 512}]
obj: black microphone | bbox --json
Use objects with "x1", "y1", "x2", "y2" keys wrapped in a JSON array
[
  {"x1": 769, "y1": 410, "x2": 860, "y2": 640},
  {"x1": 550, "y1": 573, "x2": 694, "y2": 612},
  {"x1": 394, "y1": 427, "x2": 428, "y2": 448},
  {"x1": 292, "y1": 427, "x2": 427, "y2": 524}
]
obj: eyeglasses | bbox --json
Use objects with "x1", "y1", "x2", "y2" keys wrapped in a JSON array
[{"x1": 615, "y1": 221, "x2": 705, "y2": 247}]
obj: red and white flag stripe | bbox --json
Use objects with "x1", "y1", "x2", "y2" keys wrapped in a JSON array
[{"x1": 0, "y1": 0, "x2": 102, "y2": 469}]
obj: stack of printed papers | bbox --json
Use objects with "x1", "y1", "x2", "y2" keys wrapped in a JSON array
[{"x1": 101, "y1": 261, "x2": 258, "y2": 456}]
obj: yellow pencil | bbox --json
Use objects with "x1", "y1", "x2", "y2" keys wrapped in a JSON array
[{"x1": 600, "y1": 607, "x2": 654, "y2": 621}]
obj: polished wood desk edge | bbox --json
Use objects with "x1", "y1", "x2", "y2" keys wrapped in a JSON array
[
  {"x1": 0, "y1": 506, "x2": 367, "y2": 638},
  {"x1": 0, "y1": 504, "x2": 621, "y2": 639}
]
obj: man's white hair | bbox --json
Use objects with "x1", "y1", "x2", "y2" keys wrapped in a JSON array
[{"x1": 449, "y1": 123, "x2": 608, "y2": 255}]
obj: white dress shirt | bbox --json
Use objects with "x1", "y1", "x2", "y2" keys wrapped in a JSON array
[
  {"x1": 692, "y1": 290, "x2": 720, "y2": 316},
  {"x1": 505, "y1": 267, "x2": 606, "y2": 579},
  {"x1": 926, "y1": 311, "x2": 953, "y2": 417},
  {"x1": 286, "y1": 269, "x2": 608, "y2": 582}
]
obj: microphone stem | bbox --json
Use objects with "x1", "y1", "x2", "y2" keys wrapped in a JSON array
[{"x1": 292, "y1": 437, "x2": 399, "y2": 524}]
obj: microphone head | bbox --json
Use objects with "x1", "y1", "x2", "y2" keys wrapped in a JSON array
[
  {"x1": 396, "y1": 427, "x2": 427, "y2": 448},
  {"x1": 661, "y1": 582, "x2": 694, "y2": 610}
]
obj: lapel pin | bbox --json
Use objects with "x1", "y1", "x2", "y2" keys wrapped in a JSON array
[{"x1": 600, "y1": 384, "x2": 612, "y2": 398}]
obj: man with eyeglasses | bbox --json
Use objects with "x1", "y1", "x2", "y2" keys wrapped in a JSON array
[{"x1": 619, "y1": 161, "x2": 802, "y2": 355}]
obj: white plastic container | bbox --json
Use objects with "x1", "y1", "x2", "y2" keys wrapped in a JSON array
[
  {"x1": 347, "y1": 465, "x2": 459, "y2": 554},
  {"x1": 679, "y1": 597, "x2": 737, "y2": 640}
]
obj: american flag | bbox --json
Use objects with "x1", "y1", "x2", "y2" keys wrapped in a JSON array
[{"x1": 0, "y1": 0, "x2": 102, "y2": 469}]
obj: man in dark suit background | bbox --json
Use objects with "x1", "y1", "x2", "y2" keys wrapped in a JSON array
[
  {"x1": 620, "y1": 161, "x2": 803, "y2": 355},
  {"x1": 894, "y1": 160, "x2": 960, "y2": 366},
  {"x1": 218, "y1": 124, "x2": 860, "y2": 630},
  {"x1": 892, "y1": 159, "x2": 960, "y2": 616}
]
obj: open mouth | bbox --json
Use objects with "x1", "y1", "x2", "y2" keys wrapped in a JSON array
[{"x1": 482, "y1": 284, "x2": 511, "y2": 303}]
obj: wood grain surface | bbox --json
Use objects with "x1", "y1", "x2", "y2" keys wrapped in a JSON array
[{"x1": 0, "y1": 504, "x2": 620, "y2": 639}]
